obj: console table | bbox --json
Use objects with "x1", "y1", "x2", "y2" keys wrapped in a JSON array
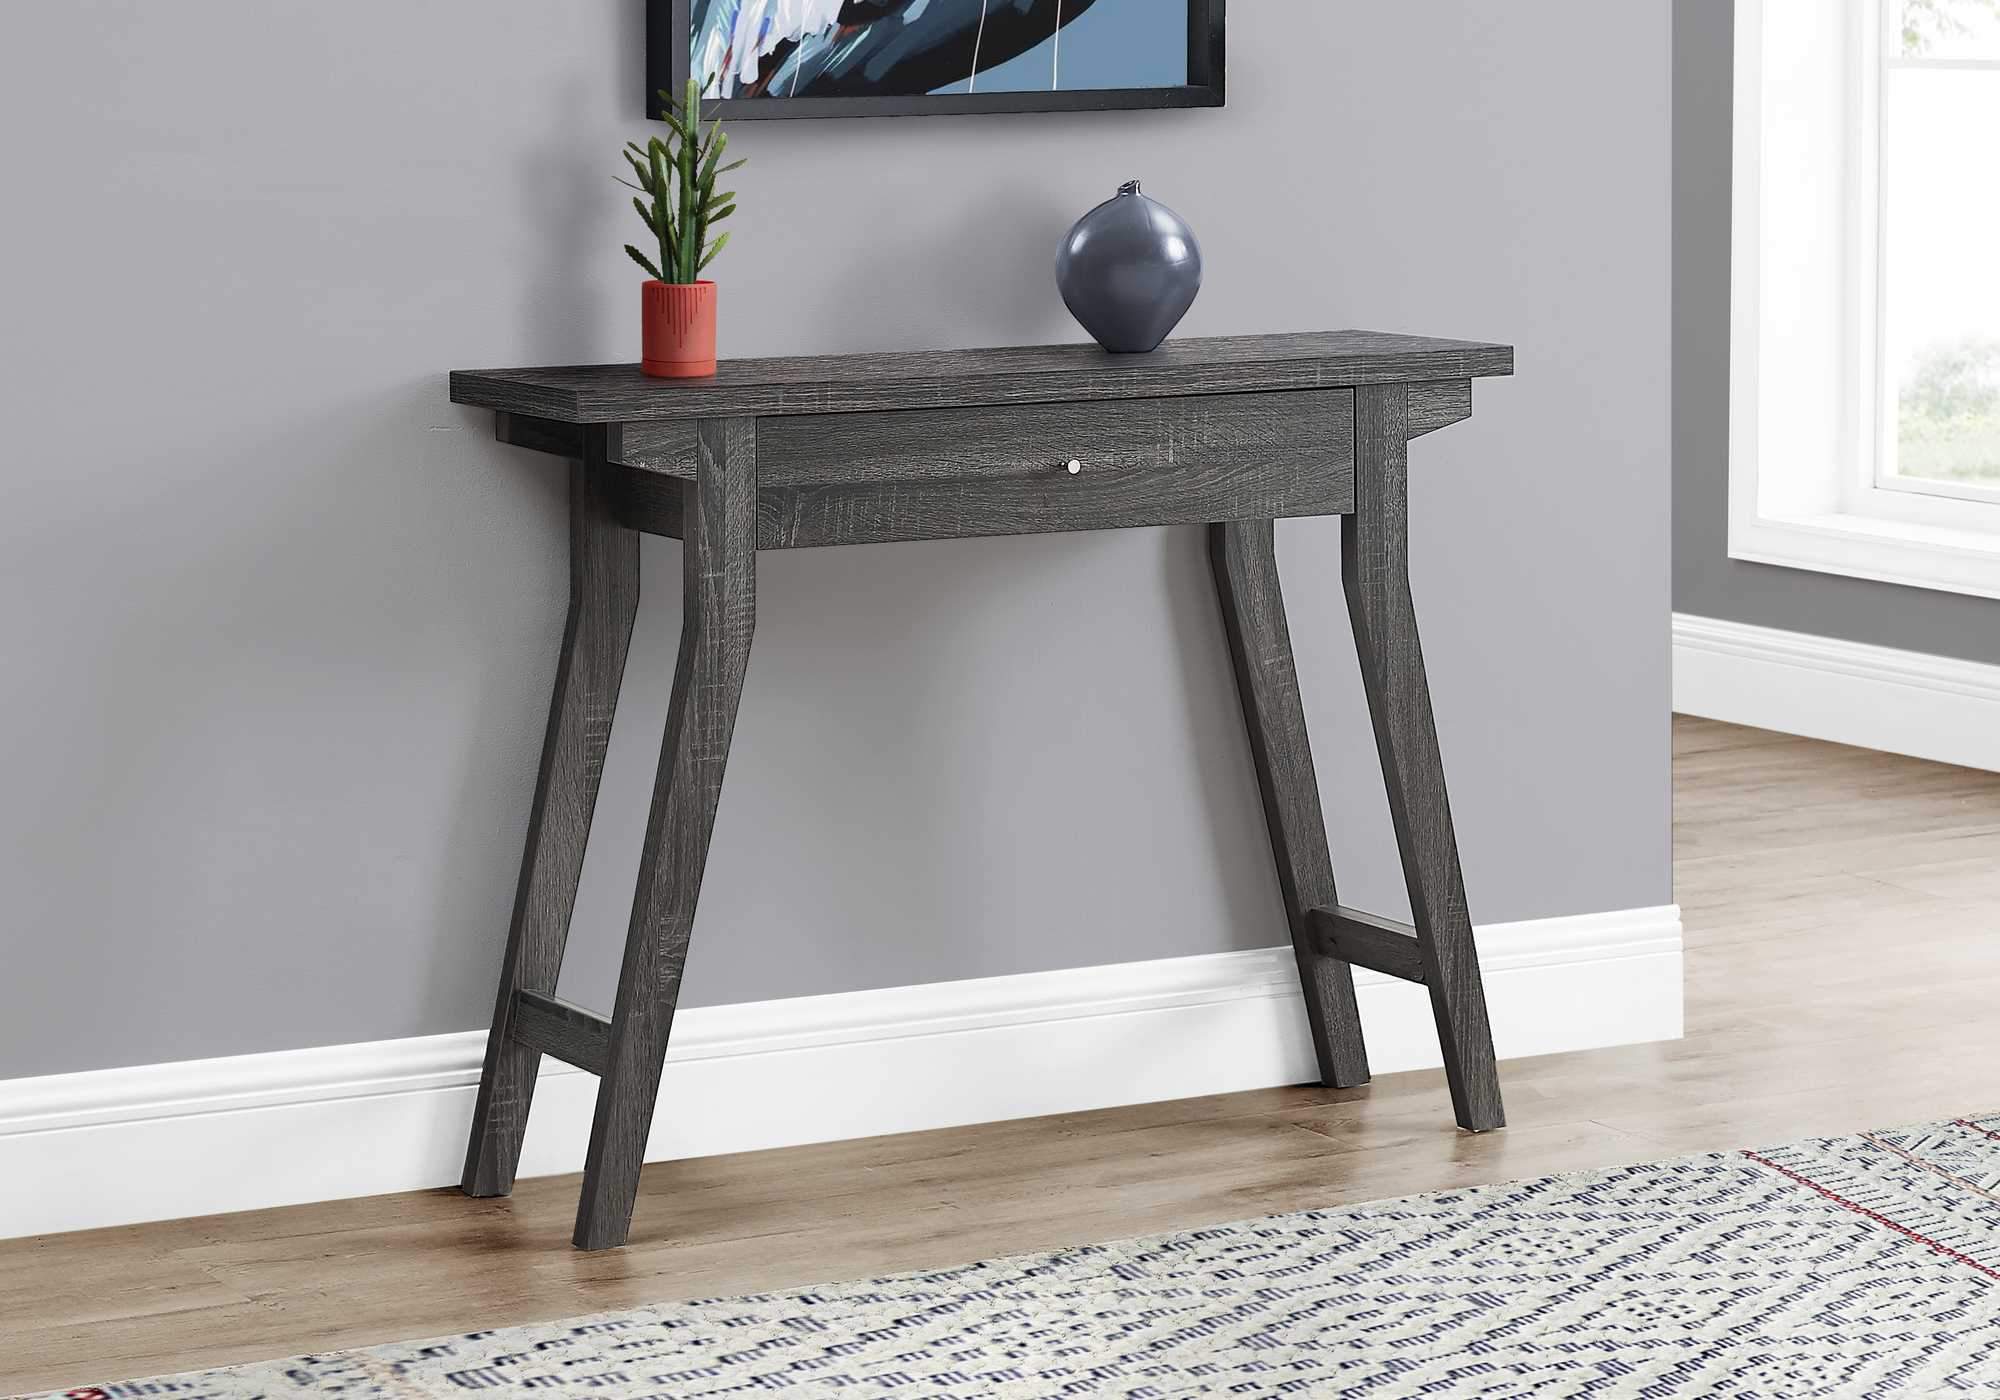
[{"x1": 449, "y1": 330, "x2": 1514, "y2": 1250}]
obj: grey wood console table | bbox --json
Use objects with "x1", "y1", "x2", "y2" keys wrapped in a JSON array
[{"x1": 449, "y1": 330, "x2": 1514, "y2": 1250}]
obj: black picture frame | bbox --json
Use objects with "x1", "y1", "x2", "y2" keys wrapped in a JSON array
[{"x1": 648, "y1": 0, "x2": 1225, "y2": 122}]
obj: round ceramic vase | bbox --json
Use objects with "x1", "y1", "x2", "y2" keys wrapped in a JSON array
[{"x1": 1056, "y1": 181, "x2": 1202, "y2": 354}]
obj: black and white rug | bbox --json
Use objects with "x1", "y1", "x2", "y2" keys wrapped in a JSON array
[{"x1": 29, "y1": 1114, "x2": 2000, "y2": 1398}]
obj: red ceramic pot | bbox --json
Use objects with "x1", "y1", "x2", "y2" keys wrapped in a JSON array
[{"x1": 641, "y1": 279, "x2": 717, "y2": 379}]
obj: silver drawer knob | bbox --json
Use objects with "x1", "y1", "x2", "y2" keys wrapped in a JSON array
[{"x1": 1065, "y1": 459, "x2": 1082, "y2": 475}]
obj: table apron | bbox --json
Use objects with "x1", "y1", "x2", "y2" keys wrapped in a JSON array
[{"x1": 494, "y1": 379, "x2": 1475, "y2": 550}]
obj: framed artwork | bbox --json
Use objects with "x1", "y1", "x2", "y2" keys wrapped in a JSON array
[{"x1": 648, "y1": 0, "x2": 1225, "y2": 121}]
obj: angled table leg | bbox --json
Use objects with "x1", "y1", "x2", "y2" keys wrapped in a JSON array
[
  {"x1": 1210, "y1": 519, "x2": 1371, "y2": 1089},
  {"x1": 574, "y1": 418, "x2": 758, "y2": 1250},
  {"x1": 1342, "y1": 384, "x2": 1504, "y2": 1132},
  {"x1": 463, "y1": 434, "x2": 640, "y2": 1198}
]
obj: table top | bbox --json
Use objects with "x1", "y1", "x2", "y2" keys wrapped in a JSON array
[{"x1": 450, "y1": 330, "x2": 1514, "y2": 424}]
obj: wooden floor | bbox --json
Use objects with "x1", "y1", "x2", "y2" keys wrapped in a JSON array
[{"x1": 10, "y1": 715, "x2": 2000, "y2": 1394}]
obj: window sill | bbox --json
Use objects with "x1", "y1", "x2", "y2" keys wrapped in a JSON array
[{"x1": 1730, "y1": 507, "x2": 2000, "y2": 600}]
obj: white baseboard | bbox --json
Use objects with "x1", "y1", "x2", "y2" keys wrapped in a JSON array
[
  {"x1": 1673, "y1": 612, "x2": 2000, "y2": 771},
  {"x1": 0, "y1": 905, "x2": 1681, "y2": 1241}
]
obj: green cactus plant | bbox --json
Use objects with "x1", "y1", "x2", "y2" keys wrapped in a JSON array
[{"x1": 619, "y1": 78, "x2": 744, "y2": 285}]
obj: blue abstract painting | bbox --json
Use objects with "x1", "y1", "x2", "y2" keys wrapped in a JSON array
[{"x1": 692, "y1": 0, "x2": 1189, "y2": 101}]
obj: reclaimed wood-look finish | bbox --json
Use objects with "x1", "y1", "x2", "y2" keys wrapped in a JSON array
[
  {"x1": 1209, "y1": 519, "x2": 1370, "y2": 1089},
  {"x1": 449, "y1": 331, "x2": 1513, "y2": 424},
  {"x1": 574, "y1": 417, "x2": 759, "y2": 1251},
  {"x1": 605, "y1": 461, "x2": 686, "y2": 540},
  {"x1": 498, "y1": 415, "x2": 699, "y2": 478},
  {"x1": 495, "y1": 411, "x2": 584, "y2": 460},
  {"x1": 461, "y1": 438, "x2": 640, "y2": 1198},
  {"x1": 609, "y1": 421, "x2": 700, "y2": 478},
  {"x1": 1308, "y1": 906, "x2": 1428, "y2": 985},
  {"x1": 757, "y1": 392, "x2": 1351, "y2": 489},
  {"x1": 1407, "y1": 380, "x2": 1473, "y2": 439},
  {"x1": 606, "y1": 394, "x2": 1354, "y2": 549},
  {"x1": 457, "y1": 334, "x2": 1515, "y2": 1248},
  {"x1": 496, "y1": 379, "x2": 1467, "y2": 487},
  {"x1": 511, "y1": 990, "x2": 611, "y2": 1075},
  {"x1": 762, "y1": 460, "x2": 1350, "y2": 551},
  {"x1": 1342, "y1": 384, "x2": 1504, "y2": 1133}
]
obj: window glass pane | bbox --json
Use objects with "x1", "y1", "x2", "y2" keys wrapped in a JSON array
[
  {"x1": 1882, "y1": 67, "x2": 2000, "y2": 486},
  {"x1": 1900, "y1": 0, "x2": 2000, "y2": 60}
]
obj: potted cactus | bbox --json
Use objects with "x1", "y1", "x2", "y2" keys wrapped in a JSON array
[{"x1": 621, "y1": 79, "x2": 743, "y2": 379}]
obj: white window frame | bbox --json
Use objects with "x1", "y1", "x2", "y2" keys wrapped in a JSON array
[
  {"x1": 1730, "y1": 0, "x2": 2000, "y2": 599},
  {"x1": 1871, "y1": 12, "x2": 2000, "y2": 509}
]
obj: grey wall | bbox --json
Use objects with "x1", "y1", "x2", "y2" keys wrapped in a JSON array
[
  {"x1": 1673, "y1": 0, "x2": 2000, "y2": 661},
  {"x1": 0, "y1": 1, "x2": 1671, "y2": 1081}
]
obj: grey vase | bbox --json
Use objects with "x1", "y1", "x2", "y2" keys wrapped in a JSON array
[{"x1": 1056, "y1": 180, "x2": 1202, "y2": 354}]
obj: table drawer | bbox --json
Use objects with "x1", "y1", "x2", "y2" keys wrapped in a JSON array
[{"x1": 753, "y1": 390, "x2": 1354, "y2": 548}]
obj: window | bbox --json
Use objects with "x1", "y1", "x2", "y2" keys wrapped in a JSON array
[
  {"x1": 1876, "y1": 2, "x2": 2000, "y2": 503},
  {"x1": 1730, "y1": 0, "x2": 2000, "y2": 597}
]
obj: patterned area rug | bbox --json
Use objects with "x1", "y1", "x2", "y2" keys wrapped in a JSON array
[{"x1": 27, "y1": 1114, "x2": 2000, "y2": 1399}]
